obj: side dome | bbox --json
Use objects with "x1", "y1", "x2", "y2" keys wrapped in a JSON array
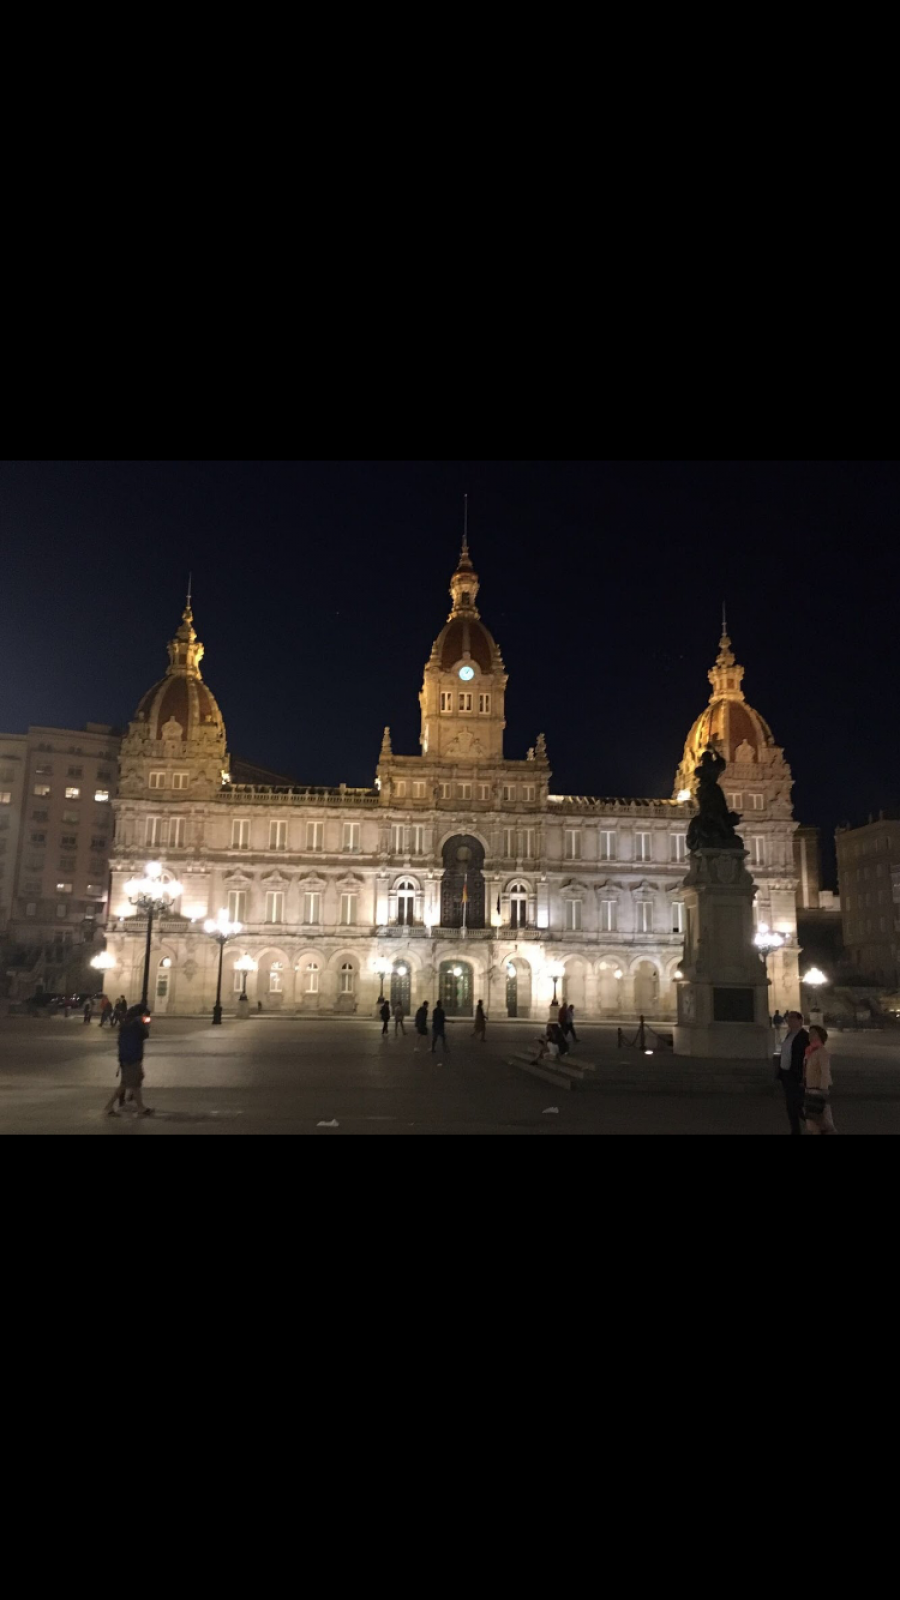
[{"x1": 131, "y1": 601, "x2": 225, "y2": 744}]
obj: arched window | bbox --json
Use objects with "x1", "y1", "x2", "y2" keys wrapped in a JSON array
[
  {"x1": 509, "y1": 882, "x2": 528, "y2": 931},
  {"x1": 396, "y1": 879, "x2": 416, "y2": 926},
  {"x1": 340, "y1": 962, "x2": 355, "y2": 995},
  {"x1": 305, "y1": 963, "x2": 319, "y2": 994}
]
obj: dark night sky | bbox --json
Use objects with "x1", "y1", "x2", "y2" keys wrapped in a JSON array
[{"x1": 2, "y1": 460, "x2": 898, "y2": 885}]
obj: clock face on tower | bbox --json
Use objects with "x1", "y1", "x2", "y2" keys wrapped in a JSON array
[{"x1": 459, "y1": 665, "x2": 475, "y2": 681}]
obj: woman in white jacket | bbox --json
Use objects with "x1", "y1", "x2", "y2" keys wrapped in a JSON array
[{"x1": 803, "y1": 1024, "x2": 837, "y2": 1135}]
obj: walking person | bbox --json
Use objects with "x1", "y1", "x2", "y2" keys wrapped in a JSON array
[
  {"x1": 567, "y1": 1003, "x2": 579, "y2": 1045},
  {"x1": 473, "y1": 1000, "x2": 487, "y2": 1041},
  {"x1": 773, "y1": 1009, "x2": 784, "y2": 1029},
  {"x1": 803, "y1": 1025, "x2": 837, "y2": 1135},
  {"x1": 431, "y1": 1001, "x2": 449, "y2": 1055},
  {"x1": 380, "y1": 998, "x2": 391, "y2": 1037},
  {"x1": 113, "y1": 995, "x2": 127, "y2": 1028},
  {"x1": 393, "y1": 1001, "x2": 406, "y2": 1036},
  {"x1": 776, "y1": 1009, "x2": 809, "y2": 1136},
  {"x1": 99, "y1": 996, "x2": 113, "y2": 1028},
  {"x1": 414, "y1": 1002, "x2": 429, "y2": 1037},
  {"x1": 103, "y1": 1005, "x2": 154, "y2": 1118}
]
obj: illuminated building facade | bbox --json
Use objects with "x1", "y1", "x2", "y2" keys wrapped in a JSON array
[{"x1": 106, "y1": 546, "x2": 801, "y2": 1019}]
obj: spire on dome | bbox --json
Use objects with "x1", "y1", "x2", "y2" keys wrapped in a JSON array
[
  {"x1": 708, "y1": 613, "x2": 743, "y2": 701},
  {"x1": 449, "y1": 500, "x2": 480, "y2": 616},
  {"x1": 168, "y1": 588, "x2": 205, "y2": 677}
]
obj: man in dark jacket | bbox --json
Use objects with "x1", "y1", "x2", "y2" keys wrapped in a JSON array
[
  {"x1": 380, "y1": 999, "x2": 391, "y2": 1037},
  {"x1": 777, "y1": 1010, "x2": 809, "y2": 1136},
  {"x1": 103, "y1": 1006, "x2": 153, "y2": 1117},
  {"x1": 431, "y1": 1002, "x2": 449, "y2": 1054}
]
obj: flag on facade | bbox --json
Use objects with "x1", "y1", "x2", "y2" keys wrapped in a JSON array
[{"x1": 462, "y1": 878, "x2": 469, "y2": 905}]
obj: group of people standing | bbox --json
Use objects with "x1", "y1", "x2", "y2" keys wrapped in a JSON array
[
  {"x1": 84, "y1": 995, "x2": 128, "y2": 1026},
  {"x1": 776, "y1": 1011, "x2": 836, "y2": 1135}
]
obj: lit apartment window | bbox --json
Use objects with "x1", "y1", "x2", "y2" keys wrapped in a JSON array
[
  {"x1": 672, "y1": 833, "x2": 687, "y2": 862},
  {"x1": 232, "y1": 819, "x2": 250, "y2": 850},
  {"x1": 440, "y1": 692, "x2": 453, "y2": 713},
  {"x1": 636, "y1": 901, "x2": 652, "y2": 933},
  {"x1": 227, "y1": 890, "x2": 247, "y2": 923},
  {"x1": 340, "y1": 962, "x2": 355, "y2": 994},
  {"x1": 265, "y1": 891, "x2": 284, "y2": 924},
  {"x1": 304, "y1": 891, "x2": 321, "y2": 924},
  {"x1": 751, "y1": 837, "x2": 766, "y2": 866},
  {"x1": 94, "y1": 789, "x2": 110, "y2": 803},
  {"x1": 459, "y1": 783, "x2": 472, "y2": 800},
  {"x1": 307, "y1": 821, "x2": 324, "y2": 851},
  {"x1": 340, "y1": 893, "x2": 358, "y2": 926},
  {"x1": 672, "y1": 901, "x2": 685, "y2": 934},
  {"x1": 565, "y1": 830, "x2": 582, "y2": 860},
  {"x1": 566, "y1": 900, "x2": 583, "y2": 932},
  {"x1": 269, "y1": 820, "x2": 287, "y2": 850},
  {"x1": 479, "y1": 694, "x2": 491, "y2": 714},
  {"x1": 65, "y1": 787, "x2": 80, "y2": 800},
  {"x1": 412, "y1": 825, "x2": 425, "y2": 855},
  {"x1": 750, "y1": 794, "x2": 764, "y2": 810},
  {"x1": 343, "y1": 822, "x2": 360, "y2": 853},
  {"x1": 458, "y1": 692, "x2": 473, "y2": 712},
  {"x1": 56, "y1": 882, "x2": 73, "y2": 894},
  {"x1": 413, "y1": 782, "x2": 426, "y2": 799},
  {"x1": 33, "y1": 784, "x2": 51, "y2": 798},
  {"x1": 305, "y1": 962, "x2": 320, "y2": 994},
  {"x1": 147, "y1": 816, "x2": 167, "y2": 847},
  {"x1": 391, "y1": 824, "x2": 405, "y2": 853},
  {"x1": 502, "y1": 828, "x2": 515, "y2": 857},
  {"x1": 599, "y1": 831, "x2": 616, "y2": 861},
  {"x1": 600, "y1": 900, "x2": 617, "y2": 932},
  {"x1": 170, "y1": 818, "x2": 186, "y2": 847},
  {"x1": 635, "y1": 832, "x2": 651, "y2": 862},
  {"x1": 172, "y1": 773, "x2": 189, "y2": 790},
  {"x1": 522, "y1": 829, "x2": 536, "y2": 858},
  {"x1": 149, "y1": 772, "x2": 167, "y2": 789}
]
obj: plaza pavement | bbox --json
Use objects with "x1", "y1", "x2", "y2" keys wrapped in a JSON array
[
  {"x1": 1, "y1": 1014, "x2": 899, "y2": 1135},
  {"x1": 5, "y1": 1011, "x2": 896, "y2": 1139}
]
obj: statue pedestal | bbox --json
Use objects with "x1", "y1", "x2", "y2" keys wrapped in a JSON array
[{"x1": 674, "y1": 848, "x2": 770, "y2": 1060}]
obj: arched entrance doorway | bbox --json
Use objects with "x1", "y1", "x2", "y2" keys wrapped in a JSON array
[
  {"x1": 439, "y1": 960, "x2": 473, "y2": 1017},
  {"x1": 634, "y1": 961, "x2": 660, "y2": 1017},
  {"x1": 441, "y1": 836, "x2": 486, "y2": 929},
  {"x1": 391, "y1": 959, "x2": 411, "y2": 1014}
]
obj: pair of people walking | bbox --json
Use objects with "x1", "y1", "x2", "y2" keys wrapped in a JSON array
[
  {"x1": 379, "y1": 999, "x2": 407, "y2": 1037},
  {"x1": 558, "y1": 1001, "x2": 578, "y2": 1045},
  {"x1": 103, "y1": 1005, "x2": 154, "y2": 1117},
  {"x1": 776, "y1": 1011, "x2": 836, "y2": 1134}
]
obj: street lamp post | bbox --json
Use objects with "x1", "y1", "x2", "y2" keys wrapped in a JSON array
[
  {"x1": 373, "y1": 957, "x2": 391, "y2": 1001},
  {"x1": 547, "y1": 959, "x2": 565, "y2": 1009},
  {"x1": 802, "y1": 966, "x2": 828, "y2": 1023},
  {"x1": 123, "y1": 862, "x2": 184, "y2": 1012},
  {"x1": 204, "y1": 911, "x2": 243, "y2": 1025},
  {"x1": 234, "y1": 954, "x2": 257, "y2": 1016},
  {"x1": 754, "y1": 923, "x2": 785, "y2": 1017}
]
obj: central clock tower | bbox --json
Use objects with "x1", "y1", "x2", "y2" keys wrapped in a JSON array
[{"x1": 418, "y1": 536, "x2": 508, "y2": 763}]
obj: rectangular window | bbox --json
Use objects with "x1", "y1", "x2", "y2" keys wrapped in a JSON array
[
  {"x1": 86, "y1": 884, "x2": 106, "y2": 900},
  {"x1": 750, "y1": 793, "x2": 764, "y2": 810},
  {"x1": 58, "y1": 855, "x2": 76, "y2": 872},
  {"x1": 599, "y1": 831, "x2": 616, "y2": 862},
  {"x1": 635, "y1": 832, "x2": 651, "y2": 862},
  {"x1": 94, "y1": 789, "x2": 110, "y2": 803},
  {"x1": 502, "y1": 828, "x2": 515, "y2": 857},
  {"x1": 147, "y1": 816, "x2": 167, "y2": 846},
  {"x1": 56, "y1": 882, "x2": 73, "y2": 894},
  {"x1": 479, "y1": 693, "x2": 491, "y2": 715},
  {"x1": 394, "y1": 781, "x2": 407, "y2": 798},
  {"x1": 269, "y1": 967, "x2": 283, "y2": 993},
  {"x1": 57, "y1": 904, "x2": 68, "y2": 917},
  {"x1": 340, "y1": 893, "x2": 358, "y2": 926},
  {"x1": 149, "y1": 772, "x2": 167, "y2": 789},
  {"x1": 0, "y1": 792, "x2": 9, "y2": 806},
  {"x1": 67, "y1": 767, "x2": 82, "y2": 778},
  {"x1": 672, "y1": 901, "x2": 685, "y2": 934},
  {"x1": 227, "y1": 890, "x2": 247, "y2": 923},
  {"x1": 307, "y1": 821, "x2": 324, "y2": 852},
  {"x1": 636, "y1": 901, "x2": 652, "y2": 933},
  {"x1": 728, "y1": 793, "x2": 743, "y2": 810},
  {"x1": 751, "y1": 837, "x2": 766, "y2": 866},
  {"x1": 412, "y1": 825, "x2": 425, "y2": 855},
  {"x1": 458, "y1": 783, "x2": 472, "y2": 800},
  {"x1": 565, "y1": 830, "x2": 582, "y2": 860},
  {"x1": 170, "y1": 817, "x2": 186, "y2": 847},
  {"x1": 600, "y1": 900, "x2": 617, "y2": 932},
  {"x1": 440, "y1": 691, "x2": 453, "y2": 713},
  {"x1": 172, "y1": 773, "x2": 189, "y2": 790},
  {"x1": 305, "y1": 964, "x2": 320, "y2": 994},
  {"x1": 62, "y1": 810, "x2": 79, "y2": 824},
  {"x1": 478, "y1": 784, "x2": 491, "y2": 801},
  {"x1": 522, "y1": 829, "x2": 536, "y2": 859},
  {"x1": 343, "y1": 822, "x2": 360, "y2": 853},
  {"x1": 458, "y1": 692, "x2": 473, "y2": 712},
  {"x1": 565, "y1": 900, "x2": 583, "y2": 932},
  {"x1": 30, "y1": 832, "x2": 46, "y2": 845},
  {"x1": 265, "y1": 891, "x2": 284, "y2": 924},
  {"x1": 26, "y1": 903, "x2": 36, "y2": 917},
  {"x1": 90, "y1": 835, "x2": 107, "y2": 850},
  {"x1": 33, "y1": 784, "x2": 51, "y2": 797},
  {"x1": 304, "y1": 891, "x2": 322, "y2": 924},
  {"x1": 269, "y1": 820, "x2": 287, "y2": 850},
  {"x1": 34, "y1": 764, "x2": 52, "y2": 775},
  {"x1": 340, "y1": 965, "x2": 355, "y2": 995},
  {"x1": 523, "y1": 785, "x2": 536, "y2": 802},
  {"x1": 32, "y1": 810, "x2": 49, "y2": 822},
  {"x1": 413, "y1": 781, "x2": 426, "y2": 799},
  {"x1": 439, "y1": 782, "x2": 451, "y2": 799},
  {"x1": 61, "y1": 834, "x2": 77, "y2": 849},
  {"x1": 672, "y1": 833, "x2": 687, "y2": 862},
  {"x1": 233, "y1": 969, "x2": 245, "y2": 994},
  {"x1": 232, "y1": 819, "x2": 250, "y2": 850},
  {"x1": 503, "y1": 784, "x2": 516, "y2": 803},
  {"x1": 389, "y1": 823, "x2": 403, "y2": 853},
  {"x1": 65, "y1": 786, "x2": 81, "y2": 800}
]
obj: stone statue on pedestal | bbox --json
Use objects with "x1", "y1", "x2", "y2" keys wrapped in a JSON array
[{"x1": 686, "y1": 749, "x2": 743, "y2": 853}]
